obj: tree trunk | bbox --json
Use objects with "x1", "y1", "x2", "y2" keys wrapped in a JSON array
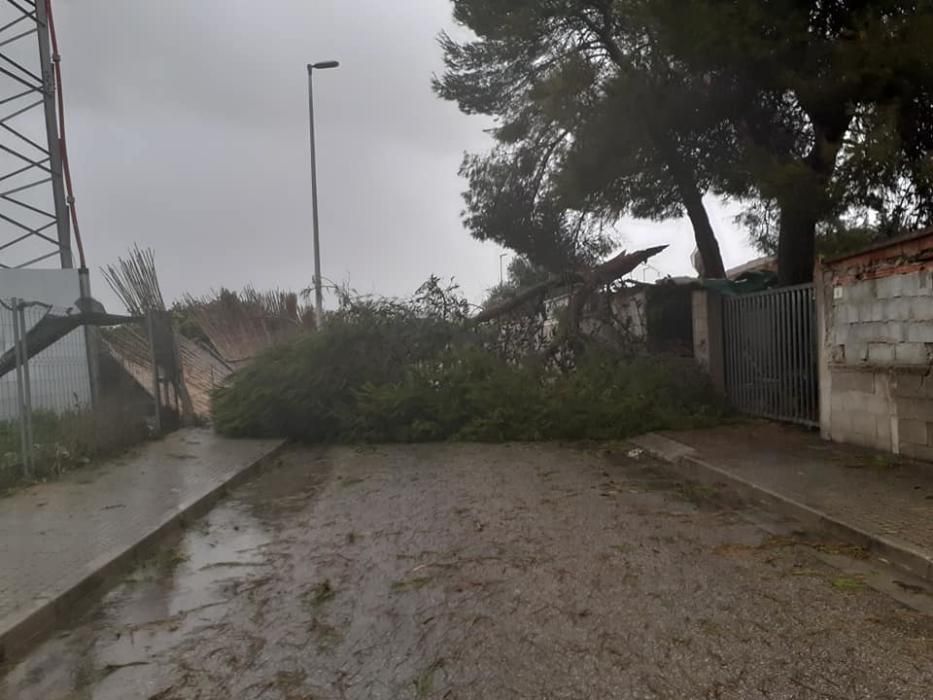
[
  {"x1": 777, "y1": 200, "x2": 818, "y2": 286},
  {"x1": 678, "y1": 178, "x2": 726, "y2": 279},
  {"x1": 591, "y1": 27, "x2": 727, "y2": 280},
  {"x1": 774, "y1": 104, "x2": 850, "y2": 286},
  {"x1": 471, "y1": 245, "x2": 667, "y2": 325},
  {"x1": 655, "y1": 134, "x2": 727, "y2": 278}
]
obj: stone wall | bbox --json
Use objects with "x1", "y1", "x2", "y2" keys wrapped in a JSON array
[{"x1": 818, "y1": 230, "x2": 933, "y2": 459}]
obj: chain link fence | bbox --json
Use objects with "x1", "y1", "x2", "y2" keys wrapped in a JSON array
[
  {"x1": 0, "y1": 298, "x2": 159, "y2": 488},
  {"x1": 0, "y1": 300, "x2": 93, "y2": 418}
]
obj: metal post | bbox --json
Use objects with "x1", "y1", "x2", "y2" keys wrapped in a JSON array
[
  {"x1": 308, "y1": 66, "x2": 324, "y2": 325},
  {"x1": 78, "y1": 269, "x2": 100, "y2": 406},
  {"x1": 35, "y1": 0, "x2": 73, "y2": 269},
  {"x1": 18, "y1": 302, "x2": 34, "y2": 474},
  {"x1": 146, "y1": 311, "x2": 161, "y2": 435},
  {"x1": 11, "y1": 299, "x2": 28, "y2": 477}
]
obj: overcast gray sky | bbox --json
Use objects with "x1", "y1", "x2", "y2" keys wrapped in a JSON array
[{"x1": 51, "y1": 0, "x2": 755, "y2": 308}]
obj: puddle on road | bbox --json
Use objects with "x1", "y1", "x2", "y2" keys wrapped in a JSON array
[{"x1": 0, "y1": 496, "x2": 272, "y2": 700}]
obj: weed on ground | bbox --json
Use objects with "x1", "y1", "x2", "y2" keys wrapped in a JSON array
[{"x1": 304, "y1": 579, "x2": 337, "y2": 610}]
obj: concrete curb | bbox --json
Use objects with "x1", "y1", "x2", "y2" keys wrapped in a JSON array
[
  {"x1": 631, "y1": 433, "x2": 933, "y2": 584},
  {"x1": 0, "y1": 438, "x2": 287, "y2": 667}
]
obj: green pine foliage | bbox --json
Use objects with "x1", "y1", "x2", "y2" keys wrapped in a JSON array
[
  {"x1": 211, "y1": 282, "x2": 726, "y2": 444},
  {"x1": 437, "y1": 0, "x2": 933, "y2": 285},
  {"x1": 352, "y1": 348, "x2": 724, "y2": 444}
]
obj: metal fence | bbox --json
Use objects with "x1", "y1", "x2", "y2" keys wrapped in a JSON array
[
  {"x1": 0, "y1": 298, "x2": 95, "y2": 479},
  {"x1": 0, "y1": 300, "x2": 196, "y2": 484},
  {"x1": 0, "y1": 300, "x2": 92, "y2": 419},
  {"x1": 722, "y1": 284, "x2": 819, "y2": 426}
]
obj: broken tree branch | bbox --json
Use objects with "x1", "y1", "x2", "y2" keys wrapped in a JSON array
[{"x1": 470, "y1": 245, "x2": 667, "y2": 326}]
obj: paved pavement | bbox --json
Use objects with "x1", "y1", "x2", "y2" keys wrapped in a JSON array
[
  {"x1": 635, "y1": 422, "x2": 933, "y2": 580},
  {"x1": 0, "y1": 428, "x2": 283, "y2": 663},
  {"x1": 2, "y1": 443, "x2": 931, "y2": 699}
]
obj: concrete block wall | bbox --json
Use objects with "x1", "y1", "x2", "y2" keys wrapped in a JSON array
[
  {"x1": 692, "y1": 289, "x2": 725, "y2": 392},
  {"x1": 608, "y1": 290, "x2": 648, "y2": 340},
  {"x1": 819, "y1": 230, "x2": 933, "y2": 460},
  {"x1": 539, "y1": 288, "x2": 648, "y2": 348},
  {"x1": 827, "y1": 272, "x2": 933, "y2": 366},
  {"x1": 545, "y1": 286, "x2": 693, "y2": 354},
  {"x1": 825, "y1": 369, "x2": 896, "y2": 451},
  {"x1": 891, "y1": 373, "x2": 933, "y2": 461}
]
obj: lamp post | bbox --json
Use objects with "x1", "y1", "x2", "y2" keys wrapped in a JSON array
[
  {"x1": 308, "y1": 60, "x2": 339, "y2": 325},
  {"x1": 499, "y1": 253, "x2": 508, "y2": 285}
]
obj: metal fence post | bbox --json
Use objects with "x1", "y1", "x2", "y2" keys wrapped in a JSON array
[
  {"x1": 11, "y1": 299, "x2": 26, "y2": 477},
  {"x1": 146, "y1": 311, "x2": 162, "y2": 435},
  {"x1": 19, "y1": 302, "x2": 34, "y2": 475},
  {"x1": 11, "y1": 299, "x2": 33, "y2": 478},
  {"x1": 79, "y1": 269, "x2": 101, "y2": 407}
]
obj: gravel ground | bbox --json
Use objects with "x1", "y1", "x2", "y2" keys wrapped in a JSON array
[{"x1": 1, "y1": 443, "x2": 931, "y2": 699}]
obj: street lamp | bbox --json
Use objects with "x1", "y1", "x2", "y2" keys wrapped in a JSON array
[{"x1": 307, "y1": 60, "x2": 339, "y2": 325}]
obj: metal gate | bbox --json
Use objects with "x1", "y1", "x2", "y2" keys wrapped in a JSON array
[{"x1": 722, "y1": 284, "x2": 819, "y2": 426}]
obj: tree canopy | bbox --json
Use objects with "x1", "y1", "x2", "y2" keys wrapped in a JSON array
[
  {"x1": 647, "y1": 0, "x2": 933, "y2": 282},
  {"x1": 437, "y1": 0, "x2": 933, "y2": 285},
  {"x1": 435, "y1": 0, "x2": 730, "y2": 278}
]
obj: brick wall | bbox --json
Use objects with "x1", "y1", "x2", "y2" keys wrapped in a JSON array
[{"x1": 819, "y1": 230, "x2": 933, "y2": 459}]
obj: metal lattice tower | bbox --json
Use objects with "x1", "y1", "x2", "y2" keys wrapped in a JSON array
[{"x1": 0, "y1": 0, "x2": 72, "y2": 270}]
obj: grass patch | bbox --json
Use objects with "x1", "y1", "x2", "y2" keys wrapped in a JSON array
[
  {"x1": 675, "y1": 482, "x2": 719, "y2": 504},
  {"x1": 157, "y1": 547, "x2": 189, "y2": 573},
  {"x1": 0, "y1": 397, "x2": 149, "y2": 492},
  {"x1": 831, "y1": 576, "x2": 865, "y2": 591},
  {"x1": 302, "y1": 580, "x2": 341, "y2": 651},
  {"x1": 304, "y1": 579, "x2": 337, "y2": 610},
  {"x1": 712, "y1": 542, "x2": 757, "y2": 558},
  {"x1": 841, "y1": 453, "x2": 905, "y2": 471},
  {"x1": 716, "y1": 537, "x2": 872, "y2": 565},
  {"x1": 814, "y1": 542, "x2": 871, "y2": 560},
  {"x1": 391, "y1": 576, "x2": 433, "y2": 593},
  {"x1": 413, "y1": 658, "x2": 445, "y2": 698},
  {"x1": 311, "y1": 619, "x2": 342, "y2": 651},
  {"x1": 123, "y1": 544, "x2": 189, "y2": 582}
]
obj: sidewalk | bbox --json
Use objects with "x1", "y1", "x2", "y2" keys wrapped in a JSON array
[
  {"x1": 633, "y1": 422, "x2": 933, "y2": 582},
  {"x1": 0, "y1": 428, "x2": 283, "y2": 663}
]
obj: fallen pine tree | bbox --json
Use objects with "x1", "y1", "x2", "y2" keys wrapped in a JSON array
[
  {"x1": 470, "y1": 246, "x2": 667, "y2": 326},
  {"x1": 211, "y1": 248, "x2": 727, "y2": 443}
]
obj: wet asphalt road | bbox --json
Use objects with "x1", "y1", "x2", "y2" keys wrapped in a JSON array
[{"x1": 1, "y1": 443, "x2": 931, "y2": 699}]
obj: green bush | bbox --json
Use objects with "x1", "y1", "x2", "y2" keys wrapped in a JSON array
[
  {"x1": 352, "y1": 349, "x2": 724, "y2": 443},
  {"x1": 211, "y1": 296, "x2": 467, "y2": 441},
  {"x1": 212, "y1": 312, "x2": 727, "y2": 444}
]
